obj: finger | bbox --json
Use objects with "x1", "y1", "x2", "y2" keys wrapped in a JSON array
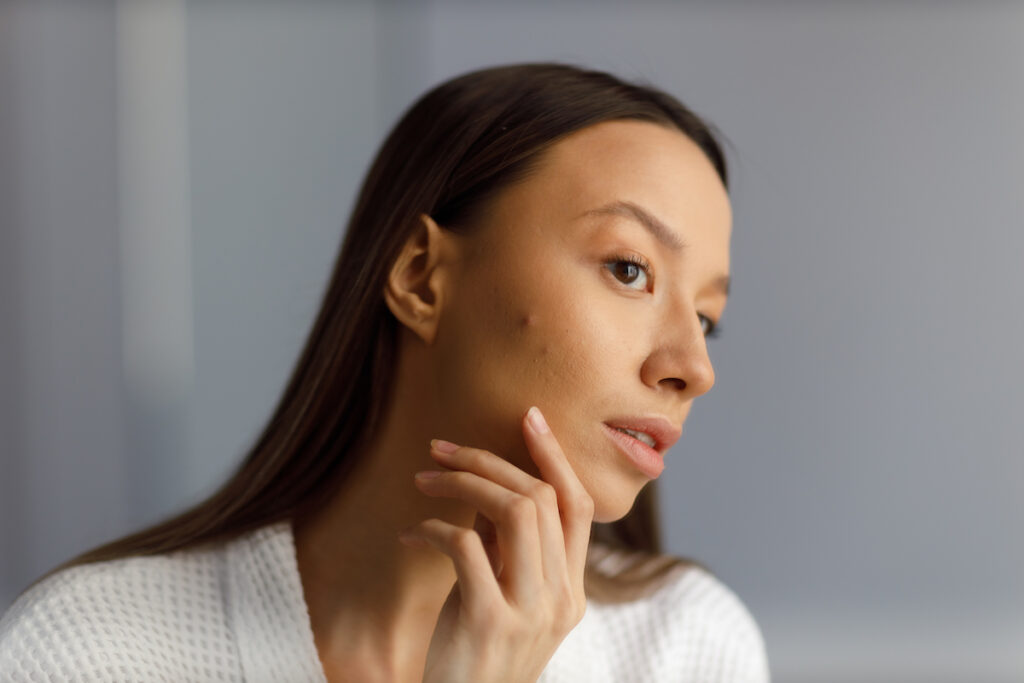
[
  {"x1": 431, "y1": 440, "x2": 570, "y2": 596},
  {"x1": 398, "y1": 518, "x2": 502, "y2": 611},
  {"x1": 430, "y1": 440, "x2": 545, "y2": 496},
  {"x1": 414, "y1": 470, "x2": 544, "y2": 600},
  {"x1": 522, "y1": 406, "x2": 595, "y2": 581},
  {"x1": 472, "y1": 512, "x2": 503, "y2": 577}
]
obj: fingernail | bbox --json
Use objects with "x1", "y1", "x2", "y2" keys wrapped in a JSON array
[
  {"x1": 431, "y1": 439, "x2": 459, "y2": 454},
  {"x1": 415, "y1": 470, "x2": 442, "y2": 480},
  {"x1": 527, "y1": 406, "x2": 549, "y2": 434}
]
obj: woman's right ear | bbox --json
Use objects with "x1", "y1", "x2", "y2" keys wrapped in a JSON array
[{"x1": 383, "y1": 214, "x2": 453, "y2": 345}]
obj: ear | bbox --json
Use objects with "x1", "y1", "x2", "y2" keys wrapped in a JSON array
[{"x1": 384, "y1": 213, "x2": 452, "y2": 345}]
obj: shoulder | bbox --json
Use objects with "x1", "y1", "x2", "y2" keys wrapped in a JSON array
[
  {"x1": 0, "y1": 544, "x2": 238, "y2": 682},
  {"x1": 546, "y1": 546, "x2": 770, "y2": 683},
  {"x1": 647, "y1": 562, "x2": 770, "y2": 682}
]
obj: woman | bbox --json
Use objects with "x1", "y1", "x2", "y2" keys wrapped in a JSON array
[{"x1": 1, "y1": 63, "x2": 769, "y2": 682}]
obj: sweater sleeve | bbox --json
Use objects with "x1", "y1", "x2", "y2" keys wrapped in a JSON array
[
  {"x1": 1, "y1": 567, "x2": 140, "y2": 682},
  {"x1": 0, "y1": 554, "x2": 241, "y2": 683}
]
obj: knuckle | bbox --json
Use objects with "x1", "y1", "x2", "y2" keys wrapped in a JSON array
[
  {"x1": 418, "y1": 519, "x2": 442, "y2": 535},
  {"x1": 504, "y1": 495, "x2": 537, "y2": 525},
  {"x1": 564, "y1": 608, "x2": 585, "y2": 630},
  {"x1": 577, "y1": 601, "x2": 588, "y2": 623},
  {"x1": 463, "y1": 447, "x2": 493, "y2": 466},
  {"x1": 448, "y1": 471, "x2": 473, "y2": 487},
  {"x1": 555, "y1": 578, "x2": 577, "y2": 604},
  {"x1": 571, "y1": 490, "x2": 595, "y2": 516},
  {"x1": 568, "y1": 594, "x2": 587, "y2": 626},
  {"x1": 530, "y1": 480, "x2": 558, "y2": 507},
  {"x1": 463, "y1": 449, "x2": 484, "y2": 468},
  {"x1": 542, "y1": 603, "x2": 567, "y2": 631},
  {"x1": 450, "y1": 528, "x2": 481, "y2": 556},
  {"x1": 539, "y1": 583, "x2": 580, "y2": 631},
  {"x1": 553, "y1": 596, "x2": 586, "y2": 631},
  {"x1": 552, "y1": 610, "x2": 573, "y2": 632}
]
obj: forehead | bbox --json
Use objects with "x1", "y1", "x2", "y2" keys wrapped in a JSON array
[{"x1": 489, "y1": 120, "x2": 732, "y2": 259}]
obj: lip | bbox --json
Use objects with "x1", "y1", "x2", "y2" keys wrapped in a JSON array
[
  {"x1": 602, "y1": 424, "x2": 665, "y2": 479},
  {"x1": 601, "y1": 417, "x2": 683, "y2": 480},
  {"x1": 602, "y1": 416, "x2": 682, "y2": 455}
]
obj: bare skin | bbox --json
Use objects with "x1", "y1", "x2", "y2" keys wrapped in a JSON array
[{"x1": 293, "y1": 119, "x2": 732, "y2": 682}]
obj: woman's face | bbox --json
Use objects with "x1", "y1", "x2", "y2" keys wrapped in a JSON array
[{"x1": 433, "y1": 119, "x2": 731, "y2": 523}]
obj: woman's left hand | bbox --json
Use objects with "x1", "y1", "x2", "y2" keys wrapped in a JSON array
[{"x1": 398, "y1": 406, "x2": 595, "y2": 683}]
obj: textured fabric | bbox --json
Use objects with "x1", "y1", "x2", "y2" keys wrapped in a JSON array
[
  {"x1": 542, "y1": 548, "x2": 770, "y2": 682},
  {"x1": 1, "y1": 522, "x2": 769, "y2": 682}
]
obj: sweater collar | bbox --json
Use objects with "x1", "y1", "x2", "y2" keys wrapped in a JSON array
[{"x1": 225, "y1": 521, "x2": 328, "y2": 683}]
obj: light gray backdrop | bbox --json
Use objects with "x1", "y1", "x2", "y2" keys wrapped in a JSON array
[{"x1": 2, "y1": 2, "x2": 1022, "y2": 682}]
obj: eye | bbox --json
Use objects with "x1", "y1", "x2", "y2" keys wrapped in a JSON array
[
  {"x1": 604, "y1": 254, "x2": 651, "y2": 291},
  {"x1": 699, "y1": 313, "x2": 722, "y2": 339}
]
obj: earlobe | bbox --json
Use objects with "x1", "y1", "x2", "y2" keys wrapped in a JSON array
[{"x1": 383, "y1": 214, "x2": 449, "y2": 345}]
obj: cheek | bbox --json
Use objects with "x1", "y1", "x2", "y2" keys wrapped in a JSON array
[
  {"x1": 438, "y1": 271, "x2": 603, "y2": 446},
  {"x1": 436, "y1": 253, "x2": 649, "y2": 507},
  {"x1": 437, "y1": 277, "x2": 650, "y2": 521}
]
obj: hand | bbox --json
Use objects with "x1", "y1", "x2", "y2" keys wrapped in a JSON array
[{"x1": 398, "y1": 406, "x2": 595, "y2": 683}]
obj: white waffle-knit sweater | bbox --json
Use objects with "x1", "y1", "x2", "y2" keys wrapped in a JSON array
[{"x1": 0, "y1": 522, "x2": 769, "y2": 682}]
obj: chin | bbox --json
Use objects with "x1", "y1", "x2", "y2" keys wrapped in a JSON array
[{"x1": 590, "y1": 484, "x2": 646, "y2": 524}]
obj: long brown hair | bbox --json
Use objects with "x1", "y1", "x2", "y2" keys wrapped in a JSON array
[{"x1": 43, "y1": 63, "x2": 728, "y2": 600}]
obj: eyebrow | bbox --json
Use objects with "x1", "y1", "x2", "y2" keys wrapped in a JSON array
[
  {"x1": 583, "y1": 200, "x2": 731, "y2": 297},
  {"x1": 583, "y1": 200, "x2": 687, "y2": 251}
]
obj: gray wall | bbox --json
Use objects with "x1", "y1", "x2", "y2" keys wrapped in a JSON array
[
  {"x1": 2, "y1": 2, "x2": 1022, "y2": 681},
  {"x1": 1, "y1": 0, "x2": 128, "y2": 608}
]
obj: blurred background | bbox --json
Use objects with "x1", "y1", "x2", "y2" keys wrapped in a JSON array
[{"x1": 1, "y1": 1, "x2": 1022, "y2": 681}]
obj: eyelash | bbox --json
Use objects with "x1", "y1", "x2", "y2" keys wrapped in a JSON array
[
  {"x1": 702, "y1": 316, "x2": 722, "y2": 339},
  {"x1": 605, "y1": 253, "x2": 722, "y2": 340},
  {"x1": 605, "y1": 253, "x2": 653, "y2": 290}
]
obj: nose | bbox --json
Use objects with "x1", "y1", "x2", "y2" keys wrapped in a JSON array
[{"x1": 639, "y1": 307, "x2": 716, "y2": 400}]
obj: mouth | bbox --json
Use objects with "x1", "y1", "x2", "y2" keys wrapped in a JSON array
[
  {"x1": 602, "y1": 416, "x2": 682, "y2": 455},
  {"x1": 601, "y1": 424, "x2": 665, "y2": 479},
  {"x1": 600, "y1": 417, "x2": 682, "y2": 480},
  {"x1": 609, "y1": 426, "x2": 657, "y2": 448}
]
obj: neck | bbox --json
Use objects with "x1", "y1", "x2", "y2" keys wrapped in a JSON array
[{"x1": 292, "y1": 348, "x2": 476, "y2": 678}]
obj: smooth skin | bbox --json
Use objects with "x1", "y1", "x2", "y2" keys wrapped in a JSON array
[
  {"x1": 292, "y1": 119, "x2": 732, "y2": 682},
  {"x1": 404, "y1": 410, "x2": 592, "y2": 682}
]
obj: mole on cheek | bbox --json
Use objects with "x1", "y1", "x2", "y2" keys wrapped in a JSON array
[{"x1": 518, "y1": 313, "x2": 551, "y2": 357}]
